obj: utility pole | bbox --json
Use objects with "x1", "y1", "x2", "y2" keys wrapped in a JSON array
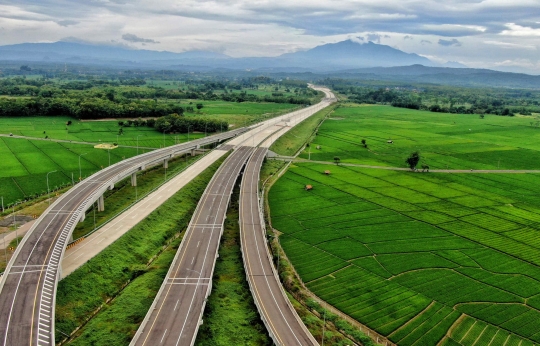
[
  {"x1": 46, "y1": 170, "x2": 57, "y2": 206},
  {"x1": 78, "y1": 153, "x2": 88, "y2": 181}
]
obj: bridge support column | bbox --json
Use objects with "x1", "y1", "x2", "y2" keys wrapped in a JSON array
[
  {"x1": 97, "y1": 195, "x2": 105, "y2": 212},
  {"x1": 69, "y1": 233, "x2": 74, "y2": 243},
  {"x1": 79, "y1": 212, "x2": 85, "y2": 223},
  {"x1": 163, "y1": 159, "x2": 169, "y2": 169},
  {"x1": 131, "y1": 172, "x2": 137, "y2": 186},
  {"x1": 191, "y1": 149, "x2": 195, "y2": 157}
]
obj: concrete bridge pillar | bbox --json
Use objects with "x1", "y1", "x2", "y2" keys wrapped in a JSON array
[
  {"x1": 191, "y1": 149, "x2": 195, "y2": 157},
  {"x1": 97, "y1": 195, "x2": 105, "y2": 212},
  {"x1": 131, "y1": 172, "x2": 137, "y2": 186},
  {"x1": 163, "y1": 159, "x2": 169, "y2": 169}
]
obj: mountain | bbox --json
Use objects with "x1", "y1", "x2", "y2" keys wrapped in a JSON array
[
  {"x1": 0, "y1": 41, "x2": 230, "y2": 65},
  {"x1": 0, "y1": 40, "x2": 434, "y2": 70},
  {"x1": 276, "y1": 40, "x2": 435, "y2": 70}
]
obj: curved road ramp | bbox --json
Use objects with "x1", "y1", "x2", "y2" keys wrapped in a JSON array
[
  {"x1": 240, "y1": 147, "x2": 318, "y2": 346},
  {"x1": 0, "y1": 129, "x2": 247, "y2": 346}
]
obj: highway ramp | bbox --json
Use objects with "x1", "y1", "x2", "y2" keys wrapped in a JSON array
[{"x1": 240, "y1": 147, "x2": 318, "y2": 345}]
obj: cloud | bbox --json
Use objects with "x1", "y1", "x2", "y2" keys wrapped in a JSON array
[
  {"x1": 1, "y1": 0, "x2": 540, "y2": 70},
  {"x1": 501, "y1": 23, "x2": 540, "y2": 36},
  {"x1": 366, "y1": 33, "x2": 389, "y2": 43},
  {"x1": 484, "y1": 40, "x2": 536, "y2": 49},
  {"x1": 420, "y1": 24, "x2": 486, "y2": 37},
  {"x1": 438, "y1": 38, "x2": 462, "y2": 47},
  {"x1": 122, "y1": 33, "x2": 159, "y2": 44},
  {"x1": 403, "y1": 35, "x2": 413, "y2": 40},
  {"x1": 349, "y1": 36, "x2": 364, "y2": 43},
  {"x1": 56, "y1": 20, "x2": 79, "y2": 27}
]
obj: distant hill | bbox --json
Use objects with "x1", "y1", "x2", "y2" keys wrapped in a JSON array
[
  {"x1": 0, "y1": 41, "x2": 230, "y2": 65},
  {"x1": 331, "y1": 65, "x2": 540, "y2": 88}
]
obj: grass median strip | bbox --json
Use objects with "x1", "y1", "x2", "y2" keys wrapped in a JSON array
[
  {"x1": 195, "y1": 185, "x2": 271, "y2": 346},
  {"x1": 55, "y1": 155, "x2": 227, "y2": 345}
]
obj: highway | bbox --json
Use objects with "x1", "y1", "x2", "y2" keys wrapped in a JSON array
[
  {"x1": 133, "y1": 85, "x2": 335, "y2": 346},
  {"x1": 0, "y1": 85, "x2": 334, "y2": 346},
  {"x1": 131, "y1": 146, "x2": 254, "y2": 346},
  {"x1": 240, "y1": 147, "x2": 318, "y2": 345},
  {"x1": 0, "y1": 128, "x2": 246, "y2": 346}
]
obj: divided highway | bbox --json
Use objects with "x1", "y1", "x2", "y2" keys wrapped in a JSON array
[
  {"x1": 0, "y1": 85, "x2": 335, "y2": 346},
  {"x1": 240, "y1": 147, "x2": 318, "y2": 345},
  {"x1": 134, "y1": 86, "x2": 335, "y2": 345},
  {"x1": 131, "y1": 146, "x2": 254, "y2": 346},
  {"x1": 0, "y1": 129, "x2": 247, "y2": 346}
]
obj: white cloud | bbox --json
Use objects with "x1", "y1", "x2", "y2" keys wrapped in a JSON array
[
  {"x1": 0, "y1": 0, "x2": 538, "y2": 72},
  {"x1": 501, "y1": 23, "x2": 540, "y2": 36}
]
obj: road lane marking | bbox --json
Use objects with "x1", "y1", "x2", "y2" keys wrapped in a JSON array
[{"x1": 160, "y1": 329, "x2": 167, "y2": 344}]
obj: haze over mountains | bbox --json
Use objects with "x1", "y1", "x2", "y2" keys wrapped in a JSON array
[
  {"x1": 1, "y1": 39, "x2": 539, "y2": 88},
  {"x1": 0, "y1": 39, "x2": 457, "y2": 71}
]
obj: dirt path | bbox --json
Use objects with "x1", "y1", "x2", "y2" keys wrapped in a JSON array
[{"x1": 271, "y1": 157, "x2": 540, "y2": 174}]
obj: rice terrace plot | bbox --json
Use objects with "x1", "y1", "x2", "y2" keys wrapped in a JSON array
[{"x1": 268, "y1": 105, "x2": 540, "y2": 345}]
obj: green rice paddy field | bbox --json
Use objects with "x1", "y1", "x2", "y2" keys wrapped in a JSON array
[
  {"x1": 269, "y1": 105, "x2": 540, "y2": 345},
  {"x1": 0, "y1": 101, "x2": 298, "y2": 206},
  {"x1": 300, "y1": 104, "x2": 540, "y2": 170}
]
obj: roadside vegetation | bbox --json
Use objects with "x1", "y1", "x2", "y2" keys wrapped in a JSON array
[
  {"x1": 268, "y1": 103, "x2": 540, "y2": 345},
  {"x1": 72, "y1": 153, "x2": 199, "y2": 240},
  {"x1": 55, "y1": 156, "x2": 226, "y2": 345}
]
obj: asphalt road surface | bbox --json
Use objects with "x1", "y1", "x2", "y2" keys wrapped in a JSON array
[
  {"x1": 0, "y1": 129, "x2": 245, "y2": 346},
  {"x1": 240, "y1": 147, "x2": 318, "y2": 346},
  {"x1": 131, "y1": 146, "x2": 254, "y2": 346}
]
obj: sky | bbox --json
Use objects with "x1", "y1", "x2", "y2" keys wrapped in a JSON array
[{"x1": 0, "y1": 0, "x2": 540, "y2": 73}]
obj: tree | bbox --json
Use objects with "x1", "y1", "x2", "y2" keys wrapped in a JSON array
[
  {"x1": 406, "y1": 151, "x2": 420, "y2": 170},
  {"x1": 196, "y1": 103, "x2": 204, "y2": 110},
  {"x1": 479, "y1": 114, "x2": 485, "y2": 119},
  {"x1": 334, "y1": 156, "x2": 341, "y2": 165},
  {"x1": 361, "y1": 139, "x2": 367, "y2": 148}
]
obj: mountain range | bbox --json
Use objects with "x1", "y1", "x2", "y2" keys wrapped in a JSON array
[
  {"x1": 0, "y1": 39, "x2": 459, "y2": 71},
  {"x1": 1, "y1": 39, "x2": 539, "y2": 88}
]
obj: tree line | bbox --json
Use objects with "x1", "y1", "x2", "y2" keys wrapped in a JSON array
[
  {"x1": 323, "y1": 78, "x2": 540, "y2": 116},
  {"x1": 154, "y1": 114, "x2": 228, "y2": 134}
]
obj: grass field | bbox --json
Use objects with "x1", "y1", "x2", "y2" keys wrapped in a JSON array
[
  {"x1": 299, "y1": 104, "x2": 540, "y2": 170},
  {"x1": 268, "y1": 104, "x2": 540, "y2": 345},
  {"x1": 0, "y1": 101, "x2": 299, "y2": 207}
]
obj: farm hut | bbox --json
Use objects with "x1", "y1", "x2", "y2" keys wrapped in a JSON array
[
  {"x1": 324, "y1": 170, "x2": 331, "y2": 175},
  {"x1": 387, "y1": 140, "x2": 393, "y2": 144},
  {"x1": 305, "y1": 185, "x2": 313, "y2": 191},
  {"x1": 316, "y1": 145, "x2": 321, "y2": 150}
]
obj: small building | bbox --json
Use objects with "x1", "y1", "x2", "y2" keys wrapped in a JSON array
[
  {"x1": 324, "y1": 170, "x2": 331, "y2": 175},
  {"x1": 387, "y1": 140, "x2": 393, "y2": 144},
  {"x1": 305, "y1": 185, "x2": 313, "y2": 191},
  {"x1": 316, "y1": 145, "x2": 321, "y2": 150}
]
